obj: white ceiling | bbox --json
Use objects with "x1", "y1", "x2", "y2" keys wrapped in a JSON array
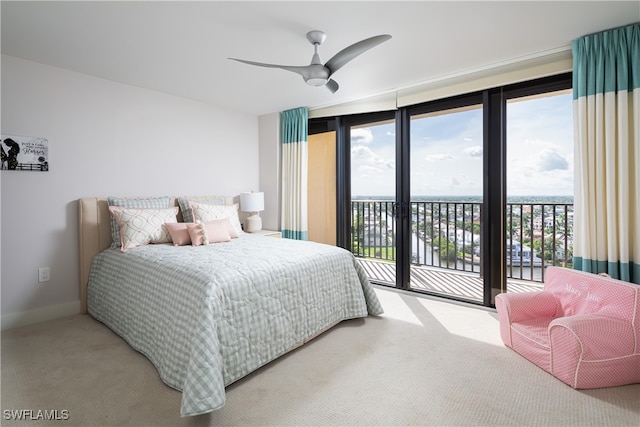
[{"x1": 2, "y1": 1, "x2": 639, "y2": 116}]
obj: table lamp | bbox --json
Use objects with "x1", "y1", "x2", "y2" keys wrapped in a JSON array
[{"x1": 240, "y1": 191, "x2": 265, "y2": 232}]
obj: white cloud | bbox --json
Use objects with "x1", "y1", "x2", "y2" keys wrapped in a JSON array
[
  {"x1": 352, "y1": 145, "x2": 393, "y2": 169},
  {"x1": 463, "y1": 145, "x2": 483, "y2": 158},
  {"x1": 426, "y1": 153, "x2": 456, "y2": 161},
  {"x1": 537, "y1": 149, "x2": 569, "y2": 171},
  {"x1": 351, "y1": 128, "x2": 374, "y2": 145},
  {"x1": 358, "y1": 164, "x2": 383, "y2": 175},
  {"x1": 351, "y1": 145, "x2": 375, "y2": 160}
]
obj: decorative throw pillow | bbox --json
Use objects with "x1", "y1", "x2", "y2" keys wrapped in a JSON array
[
  {"x1": 189, "y1": 202, "x2": 243, "y2": 237},
  {"x1": 165, "y1": 222, "x2": 193, "y2": 246},
  {"x1": 186, "y1": 220, "x2": 231, "y2": 246},
  {"x1": 204, "y1": 219, "x2": 235, "y2": 243},
  {"x1": 107, "y1": 196, "x2": 172, "y2": 248},
  {"x1": 109, "y1": 207, "x2": 178, "y2": 252},
  {"x1": 177, "y1": 196, "x2": 226, "y2": 223},
  {"x1": 186, "y1": 222, "x2": 209, "y2": 246}
]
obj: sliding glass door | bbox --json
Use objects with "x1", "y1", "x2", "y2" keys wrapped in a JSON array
[
  {"x1": 329, "y1": 73, "x2": 572, "y2": 308},
  {"x1": 348, "y1": 114, "x2": 398, "y2": 285},
  {"x1": 343, "y1": 99, "x2": 487, "y2": 304},
  {"x1": 408, "y1": 99, "x2": 484, "y2": 302}
]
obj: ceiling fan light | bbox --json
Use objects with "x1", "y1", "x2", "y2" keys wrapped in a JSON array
[{"x1": 306, "y1": 77, "x2": 328, "y2": 86}]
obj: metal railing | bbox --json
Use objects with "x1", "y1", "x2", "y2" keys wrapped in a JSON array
[{"x1": 351, "y1": 200, "x2": 573, "y2": 283}]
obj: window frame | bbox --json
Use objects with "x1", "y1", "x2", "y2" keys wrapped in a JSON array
[{"x1": 312, "y1": 72, "x2": 572, "y2": 307}]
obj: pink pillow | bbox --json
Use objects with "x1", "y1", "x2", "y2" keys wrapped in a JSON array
[
  {"x1": 204, "y1": 219, "x2": 234, "y2": 243},
  {"x1": 165, "y1": 222, "x2": 193, "y2": 246},
  {"x1": 186, "y1": 222, "x2": 208, "y2": 246},
  {"x1": 186, "y1": 220, "x2": 232, "y2": 246},
  {"x1": 217, "y1": 217, "x2": 239, "y2": 238}
]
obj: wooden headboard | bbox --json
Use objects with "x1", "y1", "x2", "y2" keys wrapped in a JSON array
[{"x1": 78, "y1": 196, "x2": 235, "y2": 314}]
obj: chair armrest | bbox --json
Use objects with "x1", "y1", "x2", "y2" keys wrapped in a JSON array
[
  {"x1": 496, "y1": 291, "x2": 561, "y2": 323},
  {"x1": 550, "y1": 314, "x2": 636, "y2": 359}
]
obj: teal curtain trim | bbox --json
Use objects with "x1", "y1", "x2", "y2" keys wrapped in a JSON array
[
  {"x1": 572, "y1": 22, "x2": 640, "y2": 99},
  {"x1": 573, "y1": 257, "x2": 640, "y2": 284},
  {"x1": 281, "y1": 107, "x2": 309, "y2": 144},
  {"x1": 281, "y1": 229, "x2": 308, "y2": 241}
]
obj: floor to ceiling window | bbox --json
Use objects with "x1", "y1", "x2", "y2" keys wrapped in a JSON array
[
  {"x1": 312, "y1": 72, "x2": 572, "y2": 308},
  {"x1": 340, "y1": 112, "x2": 398, "y2": 285},
  {"x1": 407, "y1": 98, "x2": 484, "y2": 303},
  {"x1": 350, "y1": 118, "x2": 397, "y2": 284},
  {"x1": 505, "y1": 88, "x2": 574, "y2": 284}
]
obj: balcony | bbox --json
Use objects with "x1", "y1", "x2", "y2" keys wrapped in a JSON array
[{"x1": 351, "y1": 199, "x2": 574, "y2": 302}]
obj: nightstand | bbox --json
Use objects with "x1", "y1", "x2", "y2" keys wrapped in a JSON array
[{"x1": 248, "y1": 229, "x2": 281, "y2": 238}]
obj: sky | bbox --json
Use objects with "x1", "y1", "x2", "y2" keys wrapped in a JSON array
[{"x1": 350, "y1": 91, "x2": 574, "y2": 198}]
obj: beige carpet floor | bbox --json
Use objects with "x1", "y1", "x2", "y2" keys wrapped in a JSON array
[{"x1": 1, "y1": 286, "x2": 638, "y2": 426}]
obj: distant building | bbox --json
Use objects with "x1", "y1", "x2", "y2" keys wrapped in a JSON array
[{"x1": 506, "y1": 241, "x2": 542, "y2": 267}]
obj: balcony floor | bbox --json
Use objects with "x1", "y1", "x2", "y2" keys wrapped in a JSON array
[{"x1": 358, "y1": 258, "x2": 544, "y2": 303}]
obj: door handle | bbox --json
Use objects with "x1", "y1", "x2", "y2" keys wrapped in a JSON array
[{"x1": 392, "y1": 202, "x2": 408, "y2": 219}]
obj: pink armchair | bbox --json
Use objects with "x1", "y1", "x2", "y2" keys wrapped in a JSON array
[{"x1": 495, "y1": 266, "x2": 639, "y2": 388}]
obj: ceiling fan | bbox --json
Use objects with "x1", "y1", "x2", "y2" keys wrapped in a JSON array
[{"x1": 229, "y1": 30, "x2": 391, "y2": 93}]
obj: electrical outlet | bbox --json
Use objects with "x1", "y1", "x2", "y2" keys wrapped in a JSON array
[{"x1": 38, "y1": 267, "x2": 50, "y2": 283}]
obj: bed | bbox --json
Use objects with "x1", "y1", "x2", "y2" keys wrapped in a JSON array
[{"x1": 78, "y1": 196, "x2": 383, "y2": 416}]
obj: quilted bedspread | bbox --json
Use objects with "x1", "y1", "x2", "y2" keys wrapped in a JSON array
[{"x1": 87, "y1": 234, "x2": 383, "y2": 416}]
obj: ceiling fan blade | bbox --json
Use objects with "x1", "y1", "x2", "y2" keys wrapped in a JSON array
[
  {"x1": 326, "y1": 79, "x2": 339, "y2": 93},
  {"x1": 229, "y1": 58, "x2": 311, "y2": 78},
  {"x1": 324, "y1": 34, "x2": 391, "y2": 75}
]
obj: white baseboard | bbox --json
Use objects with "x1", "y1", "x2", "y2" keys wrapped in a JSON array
[{"x1": 1, "y1": 300, "x2": 81, "y2": 330}]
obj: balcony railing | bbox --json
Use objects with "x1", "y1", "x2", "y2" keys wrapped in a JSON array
[{"x1": 351, "y1": 200, "x2": 574, "y2": 283}]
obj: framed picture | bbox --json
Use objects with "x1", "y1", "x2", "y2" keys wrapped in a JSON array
[{"x1": 1, "y1": 135, "x2": 49, "y2": 171}]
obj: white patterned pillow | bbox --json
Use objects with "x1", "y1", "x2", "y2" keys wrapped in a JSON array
[
  {"x1": 177, "y1": 196, "x2": 225, "y2": 223},
  {"x1": 107, "y1": 196, "x2": 172, "y2": 247},
  {"x1": 109, "y1": 207, "x2": 178, "y2": 252},
  {"x1": 189, "y1": 202, "x2": 243, "y2": 236}
]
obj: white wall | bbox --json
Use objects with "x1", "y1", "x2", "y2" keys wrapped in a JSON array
[{"x1": 1, "y1": 55, "x2": 260, "y2": 328}]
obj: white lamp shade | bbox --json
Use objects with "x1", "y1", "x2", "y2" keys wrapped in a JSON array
[{"x1": 240, "y1": 192, "x2": 264, "y2": 212}]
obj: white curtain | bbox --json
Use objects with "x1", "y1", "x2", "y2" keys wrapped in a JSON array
[
  {"x1": 572, "y1": 23, "x2": 640, "y2": 283},
  {"x1": 280, "y1": 107, "x2": 308, "y2": 240}
]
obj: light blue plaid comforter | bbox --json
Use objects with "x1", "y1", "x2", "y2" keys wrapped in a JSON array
[{"x1": 87, "y1": 234, "x2": 382, "y2": 416}]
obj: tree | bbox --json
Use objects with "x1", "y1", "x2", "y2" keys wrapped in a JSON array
[{"x1": 435, "y1": 237, "x2": 458, "y2": 264}]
